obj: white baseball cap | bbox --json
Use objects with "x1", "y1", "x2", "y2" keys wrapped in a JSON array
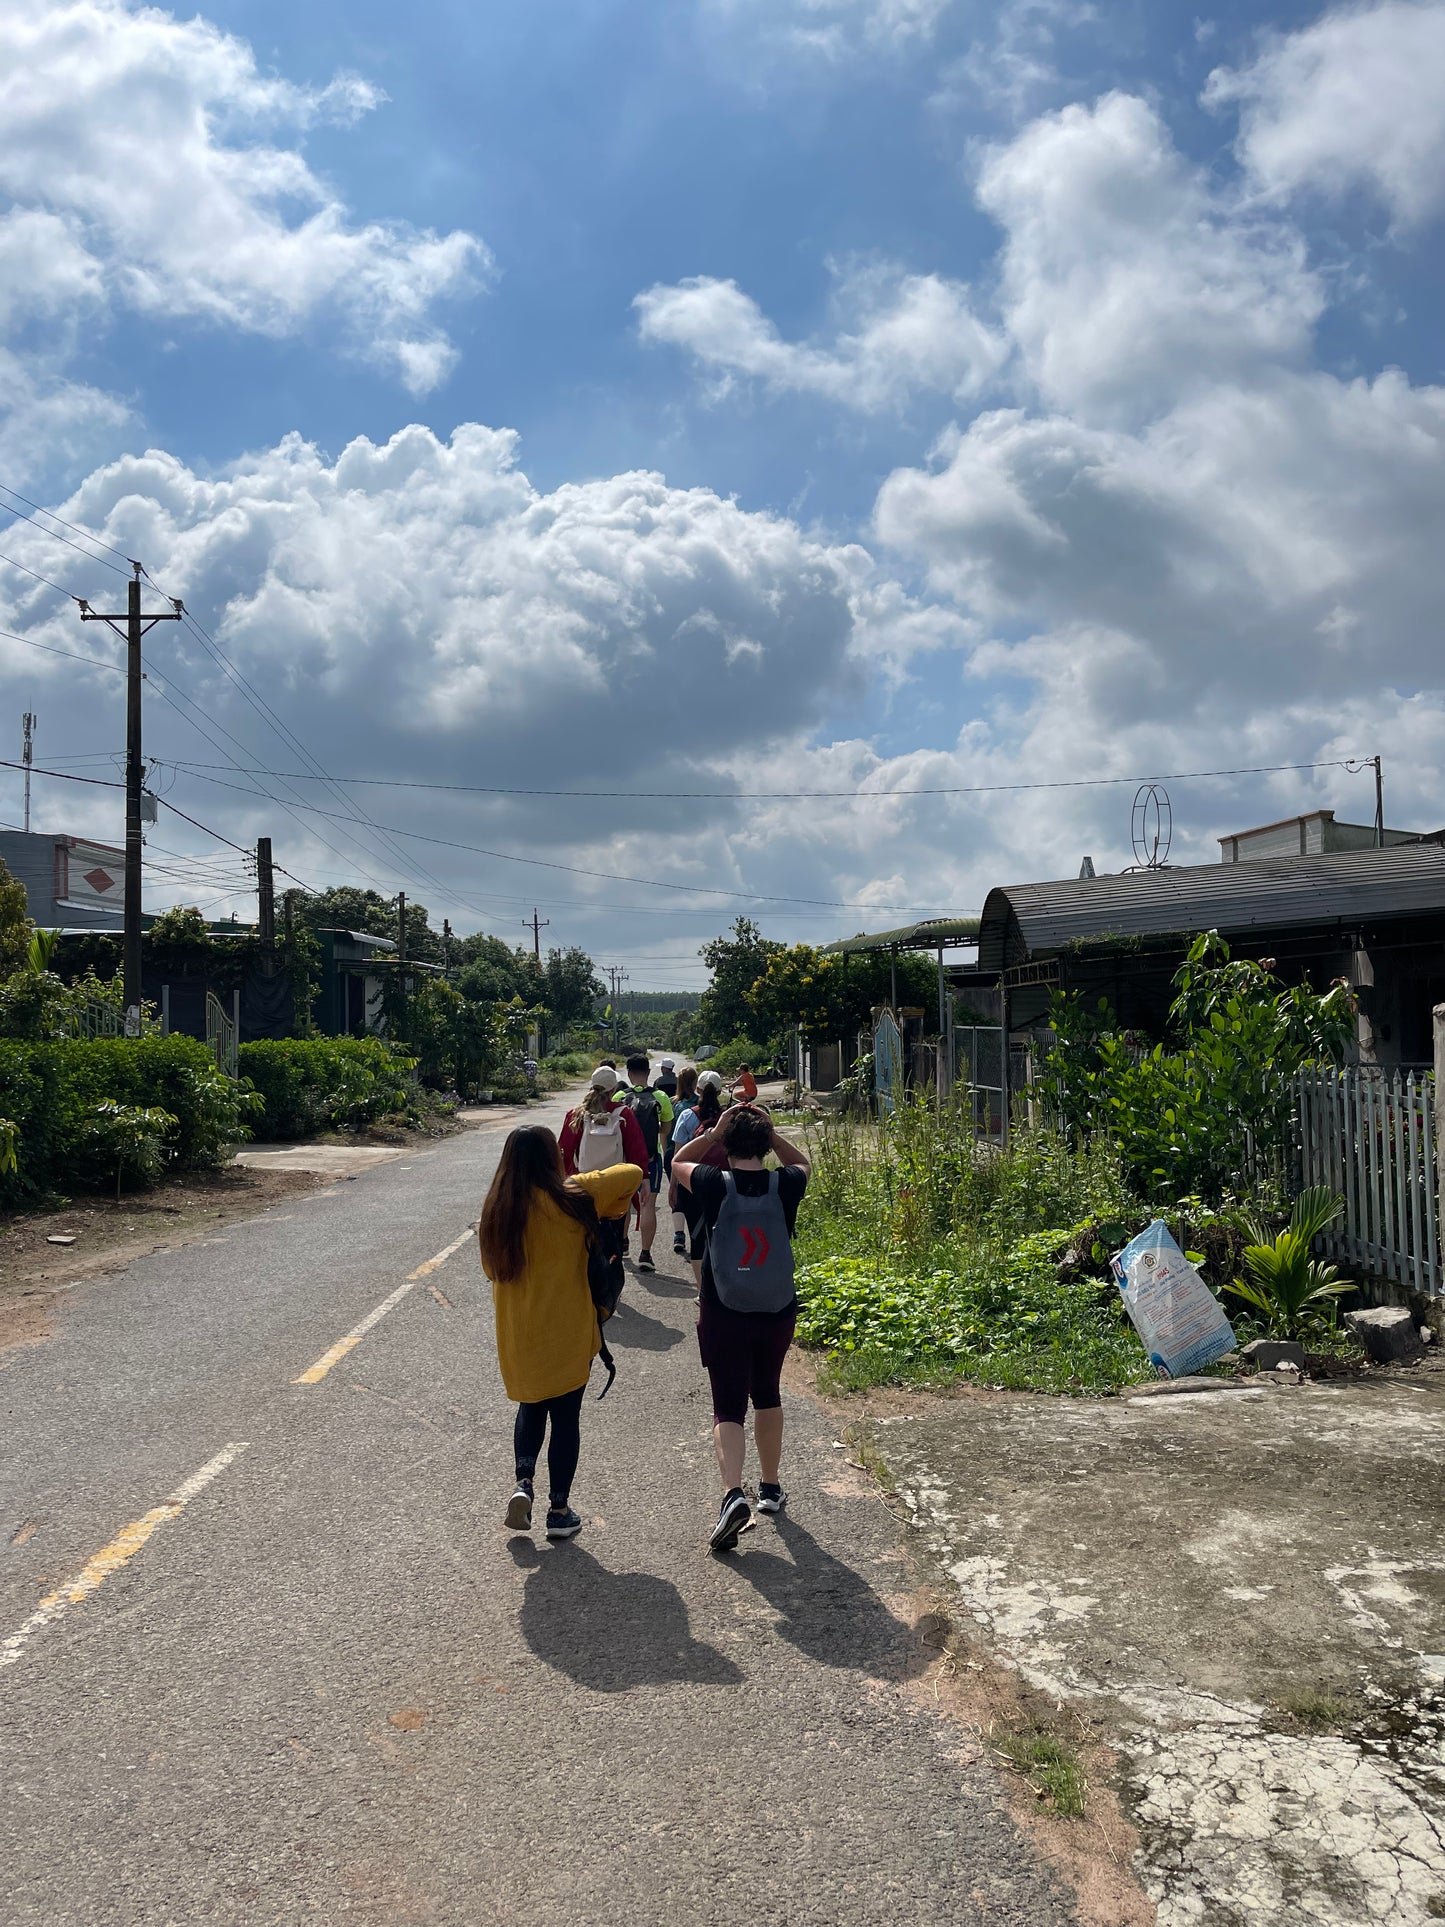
[
  {"x1": 696, "y1": 1069, "x2": 724, "y2": 1093},
  {"x1": 660, "y1": 1057, "x2": 675, "y2": 1069},
  {"x1": 590, "y1": 1065, "x2": 619, "y2": 1091}
]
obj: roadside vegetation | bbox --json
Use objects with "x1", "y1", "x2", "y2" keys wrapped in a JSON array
[{"x1": 792, "y1": 935, "x2": 1363, "y2": 1395}]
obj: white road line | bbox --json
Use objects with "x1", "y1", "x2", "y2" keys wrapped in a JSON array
[
  {"x1": 292, "y1": 1227, "x2": 475, "y2": 1385},
  {"x1": 0, "y1": 1442, "x2": 248, "y2": 1672}
]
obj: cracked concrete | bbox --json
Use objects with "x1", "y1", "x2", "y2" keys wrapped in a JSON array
[{"x1": 858, "y1": 1374, "x2": 1445, "y2": 1924}]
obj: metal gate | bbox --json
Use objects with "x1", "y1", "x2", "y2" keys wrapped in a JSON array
[
  {"x1": 205, "y1": 991, "x2": 238, "y2": 1079},
  {"x1": 873, "y1": 1010, "x2": 903, "y2": 1117},
  {"x1": 955, "y1": 1025, "x2": 1008, "y2": 1138},
  {"x1": 1295, "y1": 1067, "x2": 1439, "y2": 1295}
]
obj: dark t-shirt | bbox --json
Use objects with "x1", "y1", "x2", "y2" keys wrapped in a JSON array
[{"x1": 689, "y1": 1163, "x2": 807, "y2": 1314}]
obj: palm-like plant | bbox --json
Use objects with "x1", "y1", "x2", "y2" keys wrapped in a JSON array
[{"x1": 1227, "y1": 1186, "x2": 1352, "y2": 1339}]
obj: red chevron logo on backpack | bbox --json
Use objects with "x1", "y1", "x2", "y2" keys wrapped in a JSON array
[{"x1": 738, "y1": 1226, "x2": 770, "y2": 1269}]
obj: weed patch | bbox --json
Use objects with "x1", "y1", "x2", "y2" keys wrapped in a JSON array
[{"x1": 991, "y1": 1722, "x2": 1089, "y2": 1818}]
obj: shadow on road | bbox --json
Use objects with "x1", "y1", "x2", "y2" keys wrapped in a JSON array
[
  {"x1": 725, "y1": 1513, "x2": 926, "y2": 1681},
  {"x1": 630, "y1": 1268, "x2": 696, "y2": 1301},
  {"x1": 607, "y1": 1300, "x2": 684, "y2": 1351},
  {"x1": 513, "y1": 1542, "x2": 744, "y2": 1690}
]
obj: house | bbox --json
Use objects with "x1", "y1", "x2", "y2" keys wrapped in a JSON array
[
  {"x1": 1219, "y1": 808, "x2": 1439, "y2": 863},
  {"x1": 977, "y1": 841, "x2": 1445, "y2": 1067},
  {"x1": 0, "y1": 829, "x2": 127, "y2": 931},
  {"x1": 314, "y1": 929, "x2": 397, "y2": 1036}
]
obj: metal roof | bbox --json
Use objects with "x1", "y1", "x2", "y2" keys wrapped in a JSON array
[
  {"x1": 979, "y1": 844, "x2": 1445, "y2": 971},
  {"x1": 823, "y1": 916, "x2": 981, "y2": 957}
]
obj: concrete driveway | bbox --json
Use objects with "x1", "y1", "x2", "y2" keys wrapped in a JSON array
[{"x1": 863, "y1": 1372, "x2": 1445, "y2": 1925}]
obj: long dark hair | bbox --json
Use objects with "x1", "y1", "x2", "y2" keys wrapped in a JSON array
[
  {"x1": 479, "y1": 1125, "x2": 598, "y2": 1284},
  {"x1": 696, "y1": 1085, "x2": 723, "y2": 1127}
]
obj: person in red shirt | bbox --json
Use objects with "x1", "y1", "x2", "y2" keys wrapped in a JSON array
[
  {"x1": 731, "y1": 1063, "x2": 758, "y2": 1104},
  {"x1": 559, "y1": 1065, "x2": 648, "y2": 1175}
]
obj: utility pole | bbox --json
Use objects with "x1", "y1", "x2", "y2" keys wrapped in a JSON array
[
  {"x1": 79, "y1": 567, "x2": 182, "y2": 1024},
  {"x1": 396, "y1": 892, "x2": 407, "y2": 963},
  {"x1": 1373, "y1": 755, "x2": 1385, "y2": 848},
  {"x1": 256, "y1": 836, "x2": 275, "y2": 973},
  {"x1": 523, "y1": 908, "x2": 550, "y2": 959},
  {"x1": 21, "y1": 712, "x2": 34, "y2": 834},
  {"x1": 442, "y1": 918, "x2": 452, "y2": 972},
  {"x1": 607, "y1": 964, "x2": 629, "y2": 1052}
]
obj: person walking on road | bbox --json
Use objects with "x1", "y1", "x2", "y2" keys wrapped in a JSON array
[
  {"x1": 670, "y1": 1069, "x2": 725, "y2": 1272},
  {"x1": 559, "y1": 1065, "x2": 648, "y2": 1177},
  {"x1": 653, "y1": 1056, "x2": 679, "y2": 1100},
  {"x1": 618, "y1": 1053, "x2": 672, "y2": 1274},
  {"x1": 668, "y1": 1066, "x2": 699, "y2": 1251},
  {"x1": 479, "y1": 1125, "x2": 641, "y2": 1542},
  {"x1": 674, "y1": 1103, "x2": 811, "y2": 1553}
]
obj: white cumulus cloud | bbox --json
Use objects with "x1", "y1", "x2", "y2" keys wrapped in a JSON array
[
  {"x1": 0, "y1": 0, "x2": 486, "y2": 393},
  {"x1": 1206, "y1": 1, "x2": 1445, "y2": 229},
  {"x1": 634, "y1": 266, "x2": 1006, "y2": 412}
]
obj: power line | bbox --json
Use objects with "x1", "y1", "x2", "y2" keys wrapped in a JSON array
[
  {"x1": 0, "y1": 494, "x2": 133, "y2": 579},
  {"x1": 160, "y1": 763, "x2": 954, "y2": 912},
  {"x1": 0, "y1": 624, "x2": 124, "y2": 674},
  {"x1": 0, "y1": 477, "x2": 135, "y2": 567},
  {"x1": 156, "y1": 756, "x2": 1369, "y2": 802},
  {"x1": 0, "y1": 548, "x2": 84, "y2": 600}
]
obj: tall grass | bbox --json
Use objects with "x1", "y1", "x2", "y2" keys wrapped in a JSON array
[{"x1": 793, "y1": 1090, "x2": 1147, "y2": 1395}]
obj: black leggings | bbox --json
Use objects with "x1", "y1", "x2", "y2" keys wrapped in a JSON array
[{"x1": 513, "y1": 1385, "x2": 585, "y2": 1507}]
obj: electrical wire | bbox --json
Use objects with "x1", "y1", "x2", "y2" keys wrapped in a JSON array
[
  {"x1": 0, "y1": 477, "x2": 135, "y2": 568},
  {"x1": 0, "y1": 549, "x2": 84, "y2": 600},
  {"x1": 0, "y1": 496, "x2": 133, "y2": 579},
  {"x1": 155, "y1": 756, "x2": 1370, "y2": 803},
  {"x1": 0, "y1": 625, "x2": 124, "y2": 674},
  {"x1": 155, "y1": 763, "x2": 953, "y2": 911}
]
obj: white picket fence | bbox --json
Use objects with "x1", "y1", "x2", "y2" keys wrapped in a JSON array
[{"x1": 1294, "y1": 1067, "x2": 1439, "y2": 1296}]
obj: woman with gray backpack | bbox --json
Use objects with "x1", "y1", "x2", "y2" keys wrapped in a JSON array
[{"x1": 673, "y1": 1103, "x2": 811, "y2": 1553}]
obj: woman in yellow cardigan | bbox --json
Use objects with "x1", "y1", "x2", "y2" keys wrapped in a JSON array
[{"x1": 478, "y1": 1125, "x2": 641, "y2": 1540}]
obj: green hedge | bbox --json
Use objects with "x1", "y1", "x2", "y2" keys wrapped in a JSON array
[
  {"x1": 0, "y1": 1035, "x2": 257, "y2": 1206},
  {"x1": 238, "y1": 1037, "x2": 416, "y2": 1139}
]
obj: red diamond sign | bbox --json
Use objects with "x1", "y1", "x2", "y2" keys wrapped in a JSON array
[{"x1": 83, "y1": 867, "x2": 117, "y2": 893}]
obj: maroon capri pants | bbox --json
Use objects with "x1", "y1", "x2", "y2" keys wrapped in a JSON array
[{"x1": 697, "y1": 1296, "x2": 797, "y2": 1428}]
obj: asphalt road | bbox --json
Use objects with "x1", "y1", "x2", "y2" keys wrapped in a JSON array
[{"x1": 1, "y1": 1095, "x2": 1076, "y2": 1925}]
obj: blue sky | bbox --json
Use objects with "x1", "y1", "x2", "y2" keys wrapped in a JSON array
[{"x1": 2, "y1": 0, "x2": 1444, "y2": 986}]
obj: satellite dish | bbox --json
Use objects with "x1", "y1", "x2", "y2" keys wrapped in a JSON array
[{"x1": 1130, "y1": 784, "x2": 1172, "y2": 869}]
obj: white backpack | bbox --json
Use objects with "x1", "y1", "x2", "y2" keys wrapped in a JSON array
[{"x1": 576, "y1": 1105, "x2": 624, "y2": 1173}]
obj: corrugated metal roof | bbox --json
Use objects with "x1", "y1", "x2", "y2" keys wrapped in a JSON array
[
  {"x1": 979, "y1": 844, "x2": 1445, "y2": 971},
  {"x1": 823, "y1": 916, "x2": 981, "y2": 956}
]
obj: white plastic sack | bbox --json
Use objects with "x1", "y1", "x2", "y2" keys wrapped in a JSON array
[{"x1": 1110, "y1": 1220, "x2": 1236, "y2": 1379}]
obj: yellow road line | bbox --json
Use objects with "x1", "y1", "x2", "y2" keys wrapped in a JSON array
[
  {"x1": 292, "y1": 1226, "x2": 475, "y2": 1385},
  {"x1": 0, "y1": 1442, "x2": 248, "y2": 1671}
]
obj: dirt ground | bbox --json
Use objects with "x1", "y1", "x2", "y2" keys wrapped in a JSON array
[{"x1": 833, "y1": 1368, "x2": 1445, "y2": 1926}]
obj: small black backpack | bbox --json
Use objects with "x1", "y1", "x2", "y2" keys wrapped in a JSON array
[
  {"x1": 586, "y1": 1215, "x2": 626, "y2": 1398},
  {"x1": 621, "y1": 1085, "x2": 663, "y2": 1158}
]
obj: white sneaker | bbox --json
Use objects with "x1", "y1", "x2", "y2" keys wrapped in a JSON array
[{"x1": 756, "y1": 1484, "x2": 787, "y2": 1514}]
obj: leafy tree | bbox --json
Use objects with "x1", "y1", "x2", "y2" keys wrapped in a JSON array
[
  {"x1": 295, "y1": 886, "x2": 443, "y2": 964},
  {"x1": 1039, "y1": 931, "x2": 1356, "y2": 1203},
  {"x1": 543, "y1": 945, "x2": 604, "y2": 1032},
  {"x1": 696, "y1": 918, "x2": 784, "y2": 1042},
  {"x1": 456, "y1": 935, "x2": 542, "y2": 1006},
  {"x1": 748, "y1": 944, "x2": 843, "y2": 1044},
  {"x1": 0, "y1": 858, "x2": 32, "y2": 979}
]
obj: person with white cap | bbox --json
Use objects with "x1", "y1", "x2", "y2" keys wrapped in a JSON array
[{"x1": 560, "y1": 1065, "x2": 649, "y2": 1177}]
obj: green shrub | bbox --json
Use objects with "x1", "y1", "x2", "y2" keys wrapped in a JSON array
[
  {"x1": 0, "y1": 1035, "x2": 258, "y2": 1204},
  {"x1": 702, "y1": 1037, "x2": 774, "y2": 1078},
  {"x1": 238, "y1": 1037, "x2": 417, "y2": 1138}
]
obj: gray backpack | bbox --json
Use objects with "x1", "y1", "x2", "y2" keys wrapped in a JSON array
[{"x1": 708, "y1": 1171, "x2": 795, "y2": 1313}]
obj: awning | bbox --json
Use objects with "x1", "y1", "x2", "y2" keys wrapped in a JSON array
[{"x1": 822, "y1": 916, "x2": 981, "y2": 956}]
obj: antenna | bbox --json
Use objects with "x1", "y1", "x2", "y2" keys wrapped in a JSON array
[
  {"x1": 21, "y1": 711, "x2": 34, "y2": 833},
  {"x1": 1129, "y1": 783, "x2": 1172, "y2": 870}
]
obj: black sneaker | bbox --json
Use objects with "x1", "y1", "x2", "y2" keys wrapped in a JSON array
[
  {"x1": 545, "y1": 1507, "x2": 583, "y2": 1540},
  {"x1": 638, "y1": 1249, "x2": 655, "y2": 1273},
  {"x1": 504, "y1": 1482, "x2": 533, "y2": 1531},
  {"x1": 710, "y1": 1488, "x2": 752, "y2": 1553},
  {"x1": 673, "y1": 1231, "x2": 686, "y2": 1255},
  {"x1": 757, "y1": 1483, "x2": 786, "y2": 1515}
]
